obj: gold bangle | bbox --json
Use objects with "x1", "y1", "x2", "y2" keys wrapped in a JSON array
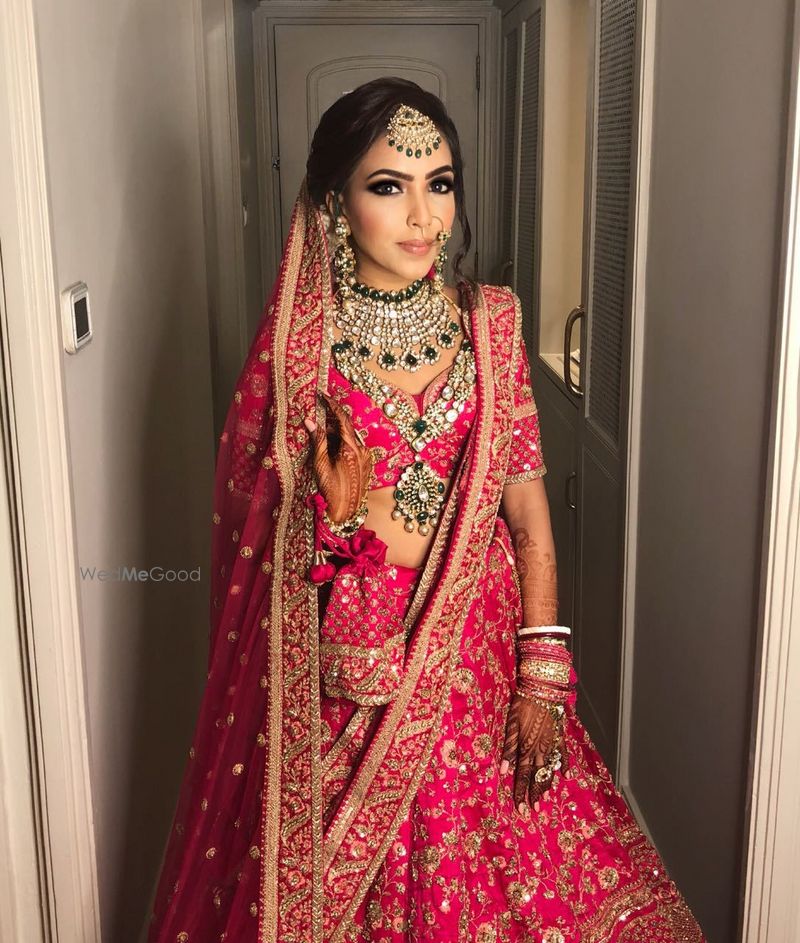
[
  {"x1": 518, "y1": 660, "x2": 571, "y2": 686},
  {"x1": 321, "y1": 495, "x2": 369, "y2": 538}
]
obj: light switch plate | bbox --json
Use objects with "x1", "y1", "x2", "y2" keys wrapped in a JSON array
[{"x1": 60, "y1": 281, "x2": 93, "y2": 353}]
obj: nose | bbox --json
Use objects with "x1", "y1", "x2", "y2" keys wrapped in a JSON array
[{"x1": 407, "y1": 189, "x2": 434, "y2": 234}]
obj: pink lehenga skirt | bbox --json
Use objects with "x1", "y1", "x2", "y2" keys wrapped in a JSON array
[
  {"x1": 327, "y1": 518, "x2": 706, "y2": 943},
  {"x1": 147, "y1": 517, "x2": 706, "y2": 943}
]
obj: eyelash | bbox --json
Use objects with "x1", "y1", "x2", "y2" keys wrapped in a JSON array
[{"x1": 368, "y1": 178, "x2": 455, "y2": 196}]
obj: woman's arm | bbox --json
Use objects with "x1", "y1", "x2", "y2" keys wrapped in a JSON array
[
  {"x1": 500, "y1": 475, "x2": 572, "y2": 813},
  {"x1": 500, "y1": 476, "x2": 559, "y2": 627}
]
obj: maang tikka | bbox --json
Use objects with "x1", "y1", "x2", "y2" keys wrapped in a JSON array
[{"x1": 385, "y1": 103, "x2": 442, "y2": 159}]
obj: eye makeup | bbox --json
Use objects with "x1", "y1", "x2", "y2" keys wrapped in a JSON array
[{"x1": 366, "y1": 176, "x2": 455, "y2": 196}]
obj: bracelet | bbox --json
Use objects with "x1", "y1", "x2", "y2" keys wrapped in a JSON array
[
  {"x1": 321, "y1": 495, "x2": 369, "y2": 538},
  {"x1": 518, "y1": 638, "x2": 569, "y2": 654},
  {"x1": 514, "y1": 689, "x2": 566, "y2": 724},
  {"x1": 518, "y1": 658, "x2": 571, "y2": 686},
  {"x1": 517, "y1": 680, "x2": 568, "y2": 703},
  {"x1": 517, "y1": 624, "x2": 571, "y2": 638}
]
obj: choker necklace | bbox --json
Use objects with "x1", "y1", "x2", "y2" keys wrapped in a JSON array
[
  {"x1": 332, "y1": 335, "x2": 476, "y2": 535},
  {"x1": 334, "y1": 275, "x2": 461, "y2": 373}
]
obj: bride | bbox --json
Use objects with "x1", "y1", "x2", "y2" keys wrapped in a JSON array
[{"x1": 147, "y1": 76, "x2": 706, "y2": 943}]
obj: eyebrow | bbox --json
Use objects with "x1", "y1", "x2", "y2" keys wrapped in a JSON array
[{"x1": 365, "y1": 164, "x2": 454, "y2": 182}]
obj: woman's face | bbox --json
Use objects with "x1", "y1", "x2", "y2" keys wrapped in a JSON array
[{"x1": 327, "y1": 132, "x2": 457, "y2": 291}]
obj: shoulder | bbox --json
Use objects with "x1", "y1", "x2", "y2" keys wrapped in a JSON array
[
  {"x1": 446, "y1": 280, "x2": 518, "y2": 311},
  {"x1": 470, "y1": 282, "x2": 519, "y2": 314}
]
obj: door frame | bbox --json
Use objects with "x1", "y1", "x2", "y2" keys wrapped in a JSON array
[
  {"x1": 0, "y1": 0, "x2": 102, "y2": 939},
  {"x1": 740, "y1": 1, "x2": 800, "y2": 937}
]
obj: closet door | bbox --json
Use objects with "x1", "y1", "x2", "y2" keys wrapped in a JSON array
[
  {"x1": 574, "y1": 0, "x2": 640, "y2": 772},
  {"x1": 499, "y1": 0, "x2": 643, "y2": 774}
]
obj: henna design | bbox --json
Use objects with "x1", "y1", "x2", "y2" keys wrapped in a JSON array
[{"x1": 509, "y1": 524, "x2": 559, "y2": 627}]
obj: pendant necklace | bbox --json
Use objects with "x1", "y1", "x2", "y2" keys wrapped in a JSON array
[{"x1": 332, "y1": 299, "x2": 475, "y2": 536}]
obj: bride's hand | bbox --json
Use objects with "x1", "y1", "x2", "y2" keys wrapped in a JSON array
[
  {"x1": 303, "y1": 391, "x2": 374, "y2": 523},
  {"x1": 500, "y1": 693, "x2": 568, "y2": 812}
]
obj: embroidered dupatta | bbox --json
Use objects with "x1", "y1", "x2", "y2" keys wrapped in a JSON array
[{"x1": 208, "y1": 180, "x2": 521, "y2": 942}]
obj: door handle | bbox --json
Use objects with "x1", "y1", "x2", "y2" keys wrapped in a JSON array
[
  {"x1": 499, "y1": 258, "x2": 514, "y2": 285},
  {"x1": 565, "y1": 471, "x2": 577, "y2": 511},
  {"x1": 563, "y1": 305, "x2": 584, "y2": 397}
]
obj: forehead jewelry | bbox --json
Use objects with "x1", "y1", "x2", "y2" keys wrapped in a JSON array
[{"x1": 386, "y1": 104, "x2": 442, "y2": 158}]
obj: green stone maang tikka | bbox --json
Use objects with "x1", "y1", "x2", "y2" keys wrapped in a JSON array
[{"x1": 386, "y1": 104, "x2": 442, "y2": 158}]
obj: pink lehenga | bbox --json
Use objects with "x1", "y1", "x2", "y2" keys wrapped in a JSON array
[{"x1": 146, "y1": 181, "x2": 706, "y2": 943}]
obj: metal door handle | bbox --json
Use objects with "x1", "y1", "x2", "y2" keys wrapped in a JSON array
[
  {"x1": 565, "y1": 471, "x2": 577, "y2": 511},
  {"x1": 563, "y1": 305, "x2": 584, "y2": 397},
  {"x1": 499, "y1": 258, "x2": 514, "y2": 285}
]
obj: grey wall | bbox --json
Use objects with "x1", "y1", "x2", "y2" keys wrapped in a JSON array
[
  {"x1": 31, "y1": 0, "x2": 213, "y2": 938},
  {"x1": 631, "y1": 2, "x2": 792, "y2": 941}
]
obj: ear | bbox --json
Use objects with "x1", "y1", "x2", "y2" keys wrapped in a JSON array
[{"x1": 325, "y1": 190, "x2": 341, "y2": 219}]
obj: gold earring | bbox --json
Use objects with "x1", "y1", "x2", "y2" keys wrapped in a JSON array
[
  {"x1": 433, "y1": 229, "x2": 451, "y2": 289},
  {"x1": 333, "y1": 214, "x2": 357, "y2": 286}
]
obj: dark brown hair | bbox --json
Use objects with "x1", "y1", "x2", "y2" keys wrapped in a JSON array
[{"x1": 306, "y1": 77, "x2": 473, "y2": 284}]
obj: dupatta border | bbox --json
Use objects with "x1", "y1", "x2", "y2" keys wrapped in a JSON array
[{"x1": 260, "y1": 185, "x2": 331, "y2": 943}]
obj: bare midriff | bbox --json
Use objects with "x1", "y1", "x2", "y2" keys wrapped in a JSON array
[
  {"x1": 330, "y1": 283, "x2": 465, "y2": 569},
  {"x1": 363, "y1": 481, "x2": 453, "y2": 568}
]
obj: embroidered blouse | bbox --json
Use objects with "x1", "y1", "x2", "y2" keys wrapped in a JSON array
[{"x1": 326, "y1": 316, "x2": 546, "y2": 490}]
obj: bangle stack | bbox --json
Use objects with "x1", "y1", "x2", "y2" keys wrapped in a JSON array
[
  {"x1": 515, "y1": 624, "x2": 576, "y2": 710},
  {"x1": 513, "y1": 625, "x2": 576, "y2": 786}
]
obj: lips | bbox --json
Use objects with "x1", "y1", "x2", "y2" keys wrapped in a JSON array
[{"x1": 398, "y1": 239, "x2": 434, "y2": 255}]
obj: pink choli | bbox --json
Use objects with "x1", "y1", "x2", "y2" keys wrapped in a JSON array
[
  {"x1": 326, "y1": 327, "x2": 546, "y2": 490},
  {"x1": 326, "y1": 360, "x2": 475, "y2": 488}
]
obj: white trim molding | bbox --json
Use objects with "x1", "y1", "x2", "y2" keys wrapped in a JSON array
[
  {"x1": 616, "y1": 0, "x2": 657, "y2": 824},
  {"x1": 0, "y1": 0, "x2": 101, "y2": 939},
  {"x1": 742, "y1": 3, "x2": 800, "y2": 939}
]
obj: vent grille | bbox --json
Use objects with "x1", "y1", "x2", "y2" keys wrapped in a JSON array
[
  {"x1": 516, "y1": 10, "x2": 542, "y2": 343},
  {"x1": 501, "y1": 28, "x2": 519, "y2": 272},
  {"x1": 588, "y1": 0, "x2": 637, "y2": 447}
]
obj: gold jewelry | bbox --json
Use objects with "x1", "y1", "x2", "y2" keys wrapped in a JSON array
[
  {"x1": 334, "y1": 276, "x2": 458, "y2": 373},
  {"x1": 433, "y1": 228, "x2": 451, "y2": 291},
  {"x1": 386, "y1": 104, "x2": 442, "y2": 158},
  {"x1": 321, "y1": 494, "x2": 369, "y2": 539},
  {"x1": 519, "y1": 659, "x2": 572, "y2": 686},
  {"x1": 333, "y1": 214, "x2": 357, "y2": 286}
]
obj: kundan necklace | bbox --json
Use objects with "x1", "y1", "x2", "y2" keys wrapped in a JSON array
[
  {"x1": 332, "y1": 316, "x2": 476, "y2": 536},
  {"x1": 333, "y1": 275, "x2": 461, "y2": 373}
]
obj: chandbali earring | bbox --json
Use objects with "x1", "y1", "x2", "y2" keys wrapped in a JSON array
[
  {"x1": 332, "y1": 207, "x2": 357, "y2": 287},
  {"x1": 433, "y1": 228, "x2": 452, "y2": 291}
]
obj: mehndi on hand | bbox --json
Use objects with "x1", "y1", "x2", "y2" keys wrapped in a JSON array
[
  {"x1": 304, "y1": 390, "x2": 374, "y2": 524},
  {"x1": 501, "y1": 692, "x2": 569, "y2": 812}
]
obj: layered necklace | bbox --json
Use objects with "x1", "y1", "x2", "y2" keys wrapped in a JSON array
[
  {"x1": 334, "y1": 274, "x2": 459, "y2": 372},
  {"x1": 332, "y1": 278, "x2": 476, "y2": 536}
]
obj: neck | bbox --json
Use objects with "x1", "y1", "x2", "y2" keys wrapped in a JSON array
[{"x1": 354, "y1": 262, "x2": 424, "y2": 293}]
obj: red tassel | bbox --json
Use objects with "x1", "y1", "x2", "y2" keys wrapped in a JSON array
[{"x1": 310, "y1": 560, "x2": 337, "y2": 584}]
